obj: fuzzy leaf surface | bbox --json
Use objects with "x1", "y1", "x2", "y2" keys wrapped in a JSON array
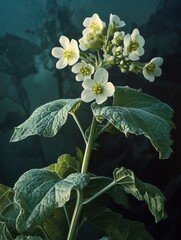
[
  {"x1": 0, "y1": 222, "x2": 13, "y2": 240},
  {"x1": 14, "y1": 169, "x2": 89, "y2": 232},
  {"x1": 92, "y1": 86, "x2": 175, "y2": 159},
  {"x1": 113, "y1": 167, "x2": 167, "y2": 222},
  {"x1": 47, "y1": 154, "x2": 80, "y2": 178},
  {"x1": 15, "y1": 236, "x2": 43, "y2": 240},
  {"x1": 10, "y1": 98, "x2": 81, "y2": 142},
  {"x1": 0, "y1": 184, "x2": 19, "y2": 231},
  {"x1": 90, "y1": 208, "x2": 153, "y2": 240}
]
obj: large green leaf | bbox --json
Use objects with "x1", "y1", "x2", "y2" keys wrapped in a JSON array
[
  {"x1": 89, "y1": 208, "x2": 154, "y2": 240},
  {"x1": 10, "y1": 98, "x2": 81, "y2": 142},
  {"x1": 0, "y1": 184, "x2": 19, "y2": 231},
  {"x1": 47, "y1": 154, "x2": 80, "y2": 178},
  {"x1": 14, "y1": 169, "x2": 89, "y2": 232},
  {"x1": 113, "y1": 167, "x2": 167, "y2": 222},
  {"x1": 0, "y1": 222, "x2": 13, "y2": 240},
  {"x1": 92, "y1": 86, "x2": 175, "y2": 159}
]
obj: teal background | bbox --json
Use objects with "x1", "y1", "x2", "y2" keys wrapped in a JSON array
[{"x1": 0, "y1": 0, "x2": 181, "y2": 239}]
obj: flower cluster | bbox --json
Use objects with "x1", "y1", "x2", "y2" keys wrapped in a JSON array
[{"x1": 51, "y1": 13, "x2": 163, "y2": 104}]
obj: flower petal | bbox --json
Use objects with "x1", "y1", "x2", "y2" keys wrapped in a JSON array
[
  {"x1": 137, "y1": 35, "x2": 145, "y2": 47},
  {"x1": 82, "y1": 79, "x2": 94, "y2": 89},
  {"x1": 59, "y1": 36, "x2": 70, "y2": 49},
  {"x1": 136, "y1": 47, "x2": 145, "y2": 56},
  {"x1": 131, "y1": 28, "x2": 139, "y2": 41},
  {"x1": 56, "y1": 58, "x2": 67, "y2": 69},
  {"x1": 51, "y1": 47, "x2": 64, "y2": 58},
  {"x1": 151, "y1": 57, "x2": 163, "y2": 66},
  {"x1": 129, "y1": 52, "x2": 139, "y2": 61},
  {"x1": 143, "y1": 69, "x2": 155, "y2": 82},
  {"x1": 124, "y1": 34, "x2": 131, "y2": 47},
  {"x1": 104, "y1": 82, "x2": 115, "y2": 97},
  {"x1": 68, "y1": 56, "x2": 79, "y2": 66},
  {"x1": 71, "y1": 62, "x2": 82, "y2": 73},
  {"x1": 81, "y1": 89, "x2": 95, "y2": 103},
  {"x1": 95, "y1": 94, "x2": 107, "y2": 104},
  {"x1": 154, "y1": 67, "x2": 162, "y2": 77},
  {"x1": 83, "y1": 17, "x2": 91, "y2": 28},
  {"x1": 94, "y1": 68, "x2": 108, "y2": 84},
  {"x1": 75, "y1": 73, "x2": 84, "y2": 81}
]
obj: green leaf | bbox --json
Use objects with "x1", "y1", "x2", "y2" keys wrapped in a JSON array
[
  {"x1": 43, "y1": 206, "x2": 73, "y2": 240},
  {"x1": 0, "y1": 184, "x2": 19, "y2": 231},
  {"x1": 15, "y1": 236, "x2": 43, "y2": 240},
  {"x1": 47, "y1": 154, "x2": 80, "y2": 178},
  {"x1": 92, "y1": 86, "x2": 175, "y2": 159},
  {"x1": 14, "y1": 169, "x2": 90, "y2": 232},
  {"x1": 89, "y1": 208, "x2": 154, "y2": 240},
  {"x1": 99, "y1": 237, "x2": 111, "y2": 240},
  {"x1": 10, "y1": 98, "x2": 81, "y2": 142},
  {"x1": 113, "y1": 167, "x2": 167, "y2": 222},
  {"x1": 0, "y1": 222, "x2": 13, "y2": 240}
]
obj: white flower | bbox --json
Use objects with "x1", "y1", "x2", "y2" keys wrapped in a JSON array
[
  {"x1": 112, "y1": 31, "x2": 125, "y2": 46},
  {"x1": 109, "y1": 14, "x2": 125, "y2": 29},
  {"x1": 79, "y1": 32, "x2": 103, "y2": 51},
  {"x1": 51, "y1": 36, "x2": 79, "y2": 69},
  {"x1": 143, "y1": 57, "x2": 163, "y2": 82},
  {"x1": 81, "y1": 68, "x2": 115, "y2": 105},
  {"x1": 79, "y1": 32, "x2": 95, "y2": 51},
  {"x1": 71, "y1": 60, "x2": 94, "y2": 81},
  {"x1": 82, "y1": 13, "x2": 105, "y2": 35},
  {"x1": 123, "y1": 28, "x2": 145, "y2": 61}
]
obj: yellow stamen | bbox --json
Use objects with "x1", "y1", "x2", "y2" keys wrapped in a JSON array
[
  {"x1": 146, "y1": 63, "x2": 155, "y2": 73},
  {"x1": 129, "y1": 41, "x2": 139, "y2": 52},
  {"x1": 92, "y1": 84, "x2": 103, "y2": 95},
  {"x1": 64, "y1": 50, "x2": 72, "y2": 60},
  {"x1": 80, "y1": 67, "x2": 91, "y2": 76},
  {"x1": 90, "y1": 22, "x2": 100, "y2": 32}
]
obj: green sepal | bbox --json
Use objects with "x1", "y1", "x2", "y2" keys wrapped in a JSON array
[
  {"x1": 113, "y1": 167, "x2": 167, "y2": 222},
  {"x1": 10, "y1": 98, "x2": 81, "y2": 142}
]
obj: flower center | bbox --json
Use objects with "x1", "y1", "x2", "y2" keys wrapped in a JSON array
[
  {"x1": 90, "y1": 22, "x2": 100, "y2": 32},
  {"x1": 64, "y1": 50, "x2": 72, "y2": 60},
  {"x1": 92, "y1": 84, "x2": 104, "y2": 95},
  {"x1": 129, "y1": 41, "x2": 139, "y2": 52},
  {"x1": 80, "y1": 67, "x2": 91, "y2": 76},
  {"x1": 146, "y1": 63, "x2": 155, "y2": 73}
]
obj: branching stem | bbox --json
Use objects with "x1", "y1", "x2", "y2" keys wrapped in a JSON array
[
  {"x1": 71, "y1": 113, "x2": 87, "y2": 144},
  {"x1": 83, "y1": 180, "x2": 115, "y2": 205},
  {"x1": 67, "y1": 115, "x2": 97, "y2": 240}
]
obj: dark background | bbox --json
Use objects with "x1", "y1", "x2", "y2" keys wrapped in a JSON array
[{"x1": 0, "y1": 0, "x2": 181, "y2": 239}]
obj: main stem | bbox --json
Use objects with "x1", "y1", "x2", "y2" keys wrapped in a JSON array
[
  {"x1": 67, "y1": 116, "x2": 97, "y2": 240},
  {"x1": 81, "y1": 116, "x2": 97, "y2": 174}
]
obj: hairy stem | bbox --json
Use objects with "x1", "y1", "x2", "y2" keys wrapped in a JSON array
[
  {"x1": 67, "y1": 191, "x2": 83, "y2": 240},
  {"x1": 67, "y1": 116, "x2": 97, "y2": 240},
  {"x1": 83, "y1": 180, "x2": 115, "y2": 205},
  {"x1": 70, "y1": 113, "x2": 87, "y2": 144},
  {"x1": 63, "y1": 205, "x2": 70, "y2": 226},
  {"x1": 81, "y1": 116, "x2": 97, "y2": 174}
]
